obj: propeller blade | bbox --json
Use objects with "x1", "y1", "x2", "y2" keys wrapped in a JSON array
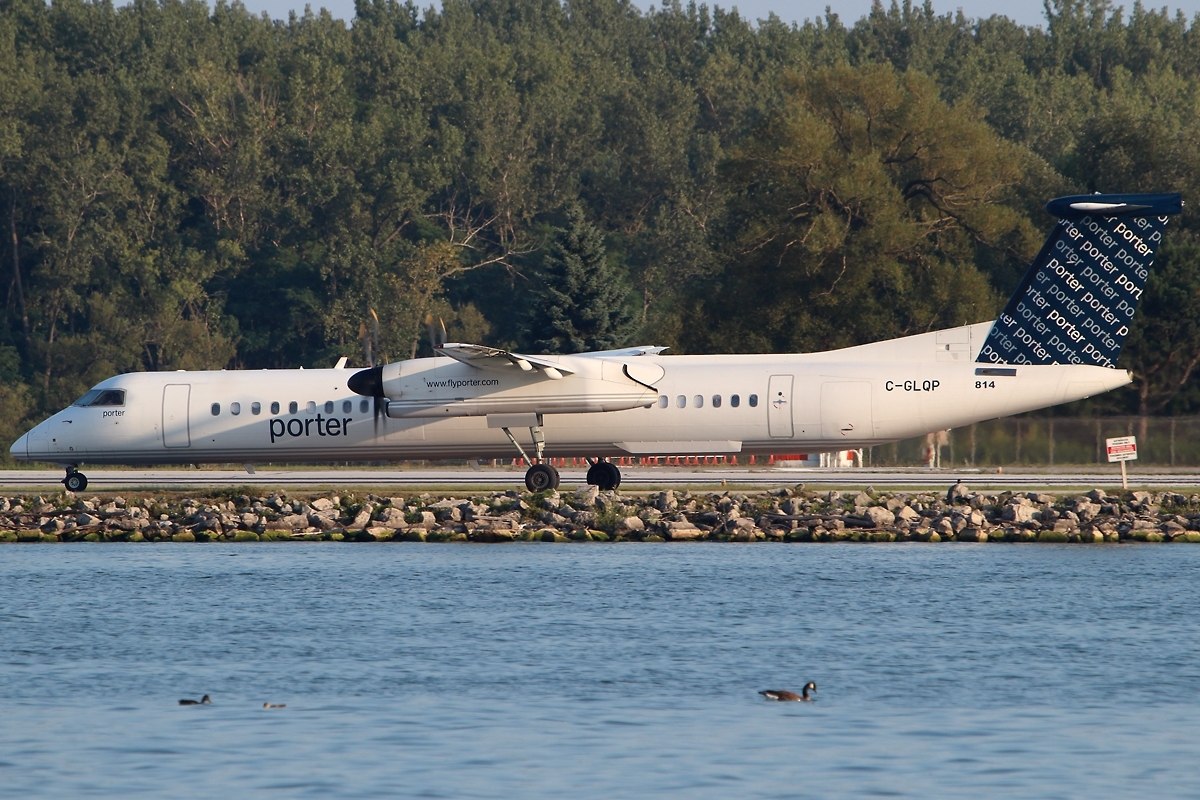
[{"x1": 424, "y1": 313, "x2": 449, "y2": 351}]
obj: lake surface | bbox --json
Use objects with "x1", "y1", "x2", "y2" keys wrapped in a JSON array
[{"x1": 2, "y1": 542, "x2": 1198, "y2": 798}]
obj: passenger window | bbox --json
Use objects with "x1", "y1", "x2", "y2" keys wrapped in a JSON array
[
  {"x1": 658, "y1": 395, "x2": 668, "y2": 409},
  {"x1": 343, "y1": 400, "x2": 353, "y2": 414},
  {"x1": 271, "y1": 401, "x2": 280, "y2": 415},
  {"x1": 289, "y1": 401, "x2": 298, "y2": 414},
  {"x1": 306, "y1": 401, "x2": 317, "y2": 414},
  {"x1": 325, "y1": 401, "x2": 335, "y2": 414},
  {"x1": 731, "y1": 394, "x2": 740, "y2": 408},
  {"x1": 676, "y1": 395, "x2": 687, "y2": 408},
  {"x1": 211, "y1": 403, "x2": 221, "y2": 416},
  {"x1": 230, "y1": 402, "x2": 241, "y2": 415},
  {"x1": 712, "y1": 395, "x2": 722, "y2": 408},
  {"x1": 251, "y1": 402, "x2": 261, "y2": 415},
  {"x1": 694, "y1": 395, "x2": 704, "y2": 408},
  {"x1": 359, "y1": 399, "x2": 370, "y2": 413},
  {"x1": 749, "y1": 394, "x2": 759, "y2": 408}
]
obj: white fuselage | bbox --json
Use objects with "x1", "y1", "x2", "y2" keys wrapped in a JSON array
[{"x1": 11, "y1": 322, "x2": 1131, "y2": 468}]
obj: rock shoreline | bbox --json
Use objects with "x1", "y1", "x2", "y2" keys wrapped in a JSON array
[{"x1": 3, "y1": 484, "x2": 1200, "y2": 543}]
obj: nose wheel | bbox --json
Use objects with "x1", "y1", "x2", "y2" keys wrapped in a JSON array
[{"x1": 63, "y1": 467, "x2": 88, "y2": 492}]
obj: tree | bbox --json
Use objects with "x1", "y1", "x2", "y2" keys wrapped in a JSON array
[
  {"x1": 526, "y1": 204, "x2": 636, "y2": 353},
  {"x1": 1123, "y1": 239, "x2": 1200, "y2": 418},
  {"x1": 685, "y1": 63, "x2": 1043, "y2": 355}
]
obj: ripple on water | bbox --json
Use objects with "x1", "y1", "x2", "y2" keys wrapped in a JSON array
[{"x1": 2, "y1": 544, "x2": 1200, "y2": 798}]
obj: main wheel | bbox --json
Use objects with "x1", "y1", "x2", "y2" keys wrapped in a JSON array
[
  {"x1": 63, "y1": 471, "x2": 88, "y2": 492},
  {"x1": 525, "y1": 463, "x2": 560, "y2": 492},
  {"x1": 587, "y1": 461, "x2": 621, "y2": 491}
]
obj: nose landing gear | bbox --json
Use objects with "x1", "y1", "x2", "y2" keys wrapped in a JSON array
[{"x1": 63, "y1": 467, "x2": 88, "y2": 492}]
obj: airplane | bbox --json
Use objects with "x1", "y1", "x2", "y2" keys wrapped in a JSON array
[{"x1": 9, "y1": 191, "x2": 1183, "y2": 493}]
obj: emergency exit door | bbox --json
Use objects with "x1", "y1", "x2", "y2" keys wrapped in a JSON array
[{"x1": 768, "y1": 374, "x2": 794, "y2": 438}]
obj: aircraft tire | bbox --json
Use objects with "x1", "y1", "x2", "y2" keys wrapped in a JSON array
[
  {"x1": 587, "y1": 461, "x2": 621, "y2": 491},
  {"x1": 63, "y1": 471, "x2": 88, "y2": 492},
  {"x1": 525, "y1": 463, "x2": 560, "y2": 492}
]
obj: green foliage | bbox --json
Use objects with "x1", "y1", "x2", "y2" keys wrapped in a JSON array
[
  {"x1": 687, "y1": 63, "x2": 1034, "y2": 354},
  {"x1": 527, "y1": 204, "x2": 636, "y2": 353}
]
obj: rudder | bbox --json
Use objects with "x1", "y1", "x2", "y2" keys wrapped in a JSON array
[{"x1": 977, "y1": 192, "x2": 1183, "y2": 367}]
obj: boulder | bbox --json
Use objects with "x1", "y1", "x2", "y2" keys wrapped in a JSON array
[
  {"x1": 1002, "y1": 502, "x2": 1037, "y2": 524},
  {"x1": 665, "y1": 521, "x2": 703, "y2": 540},
  {"x1": 618, "y1": 516, "x2": 645, "y2": 533},
  {"x1": 945, "y1": 480, "x2": 970, "y2": 504},
  {"x1": 864, "y1": 506, "x2": 896, "y2": 528}
]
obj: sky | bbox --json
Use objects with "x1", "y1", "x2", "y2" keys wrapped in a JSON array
[{"x1": 227, "y1": 0, "x2": 1200, "y2": 30}]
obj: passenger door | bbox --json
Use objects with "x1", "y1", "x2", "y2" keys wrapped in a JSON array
[{"x1": 162, "y1": 384, "x2": 191, "y2": 448}]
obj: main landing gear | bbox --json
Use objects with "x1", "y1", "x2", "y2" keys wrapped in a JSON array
[
  {"x1": 63, "y1": 466, "x2": 88, "y2": 492},
  {"x1": 586, "y1": 459, "x2": 621, "y2": 491},
  {"x1": 497, "y1": 416, "x2": 623, "y2": 492},
  {"x1": 498, "y1": 415, "x2": 561, "y2": 492}
]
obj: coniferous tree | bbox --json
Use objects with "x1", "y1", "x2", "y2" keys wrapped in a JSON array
[{"x1": 528, "y1": 204, "x2": 636, "y2": 354}]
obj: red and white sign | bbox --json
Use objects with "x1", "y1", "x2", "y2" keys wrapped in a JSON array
[{"x1": 1106, "y1": 436, "x2": 1138, "y2": 463}]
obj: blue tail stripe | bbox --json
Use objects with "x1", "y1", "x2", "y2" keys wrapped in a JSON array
[{"x1": 977, "y1": 192, "x2": 1182, "y2": 367}]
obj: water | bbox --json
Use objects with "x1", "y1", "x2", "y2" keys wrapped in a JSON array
[{"x1": 2, "y1": 543, "x2": 1198, "y2": 798}]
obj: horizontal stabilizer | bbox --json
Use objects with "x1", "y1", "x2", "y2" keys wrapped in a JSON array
[
  {"x1": 978, "y1": 191, "x2": 1182, "y2": 368},
  {"x1": 1045, "y1": 193, "x2": 1182, "y2": 219}
]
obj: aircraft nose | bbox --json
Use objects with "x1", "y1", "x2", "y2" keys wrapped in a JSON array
[{"x1": 9, "y1": 431, "x2": 27, "y2": 460}]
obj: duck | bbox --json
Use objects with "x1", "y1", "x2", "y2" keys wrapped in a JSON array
[
  {"x1": 759, "y1": 681, "x2": 817, "y2": 702},
  {"x1": 178, "y1": 694, "x2": 212, "y2": 706},
  {"x1": 262, "y1": 702, "x2": 287, "y2": 710}
]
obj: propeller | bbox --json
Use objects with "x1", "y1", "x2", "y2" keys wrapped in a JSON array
[
  {"x1": 349, "y1": 365, "x2": 387, "y2": 434},
  {"x1": 360, "y1": 308, "x2": 380, "y2": 367},
  {"x1": 425, "y1": 313, "x2": 447, "y2": 353}
]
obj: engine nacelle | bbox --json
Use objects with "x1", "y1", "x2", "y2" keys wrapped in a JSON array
[{"x1": 356, "y1": 355, "x2": 660, "y2": 418}]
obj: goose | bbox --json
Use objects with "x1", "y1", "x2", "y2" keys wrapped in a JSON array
[{"x1": 759, "y1": 682, "x2": 817, "y2": 702}]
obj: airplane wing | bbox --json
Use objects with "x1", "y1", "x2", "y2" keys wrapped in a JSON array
[{"x1": 435, "y1": 343, "x2": 574, "y2": 379}]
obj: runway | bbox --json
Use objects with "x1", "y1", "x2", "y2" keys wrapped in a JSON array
[{"x1": 0, "y1": 467, "x2": 1193, "y2": 491}]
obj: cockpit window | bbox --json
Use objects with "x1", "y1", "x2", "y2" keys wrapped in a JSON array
[{"x1": 74, "y1": 389, "x2": 126, "y2": 407}]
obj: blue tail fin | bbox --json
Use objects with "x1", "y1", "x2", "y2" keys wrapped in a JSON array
[{"x1": 977, "y1": 192, "x2": 1183, "y2": 367}]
